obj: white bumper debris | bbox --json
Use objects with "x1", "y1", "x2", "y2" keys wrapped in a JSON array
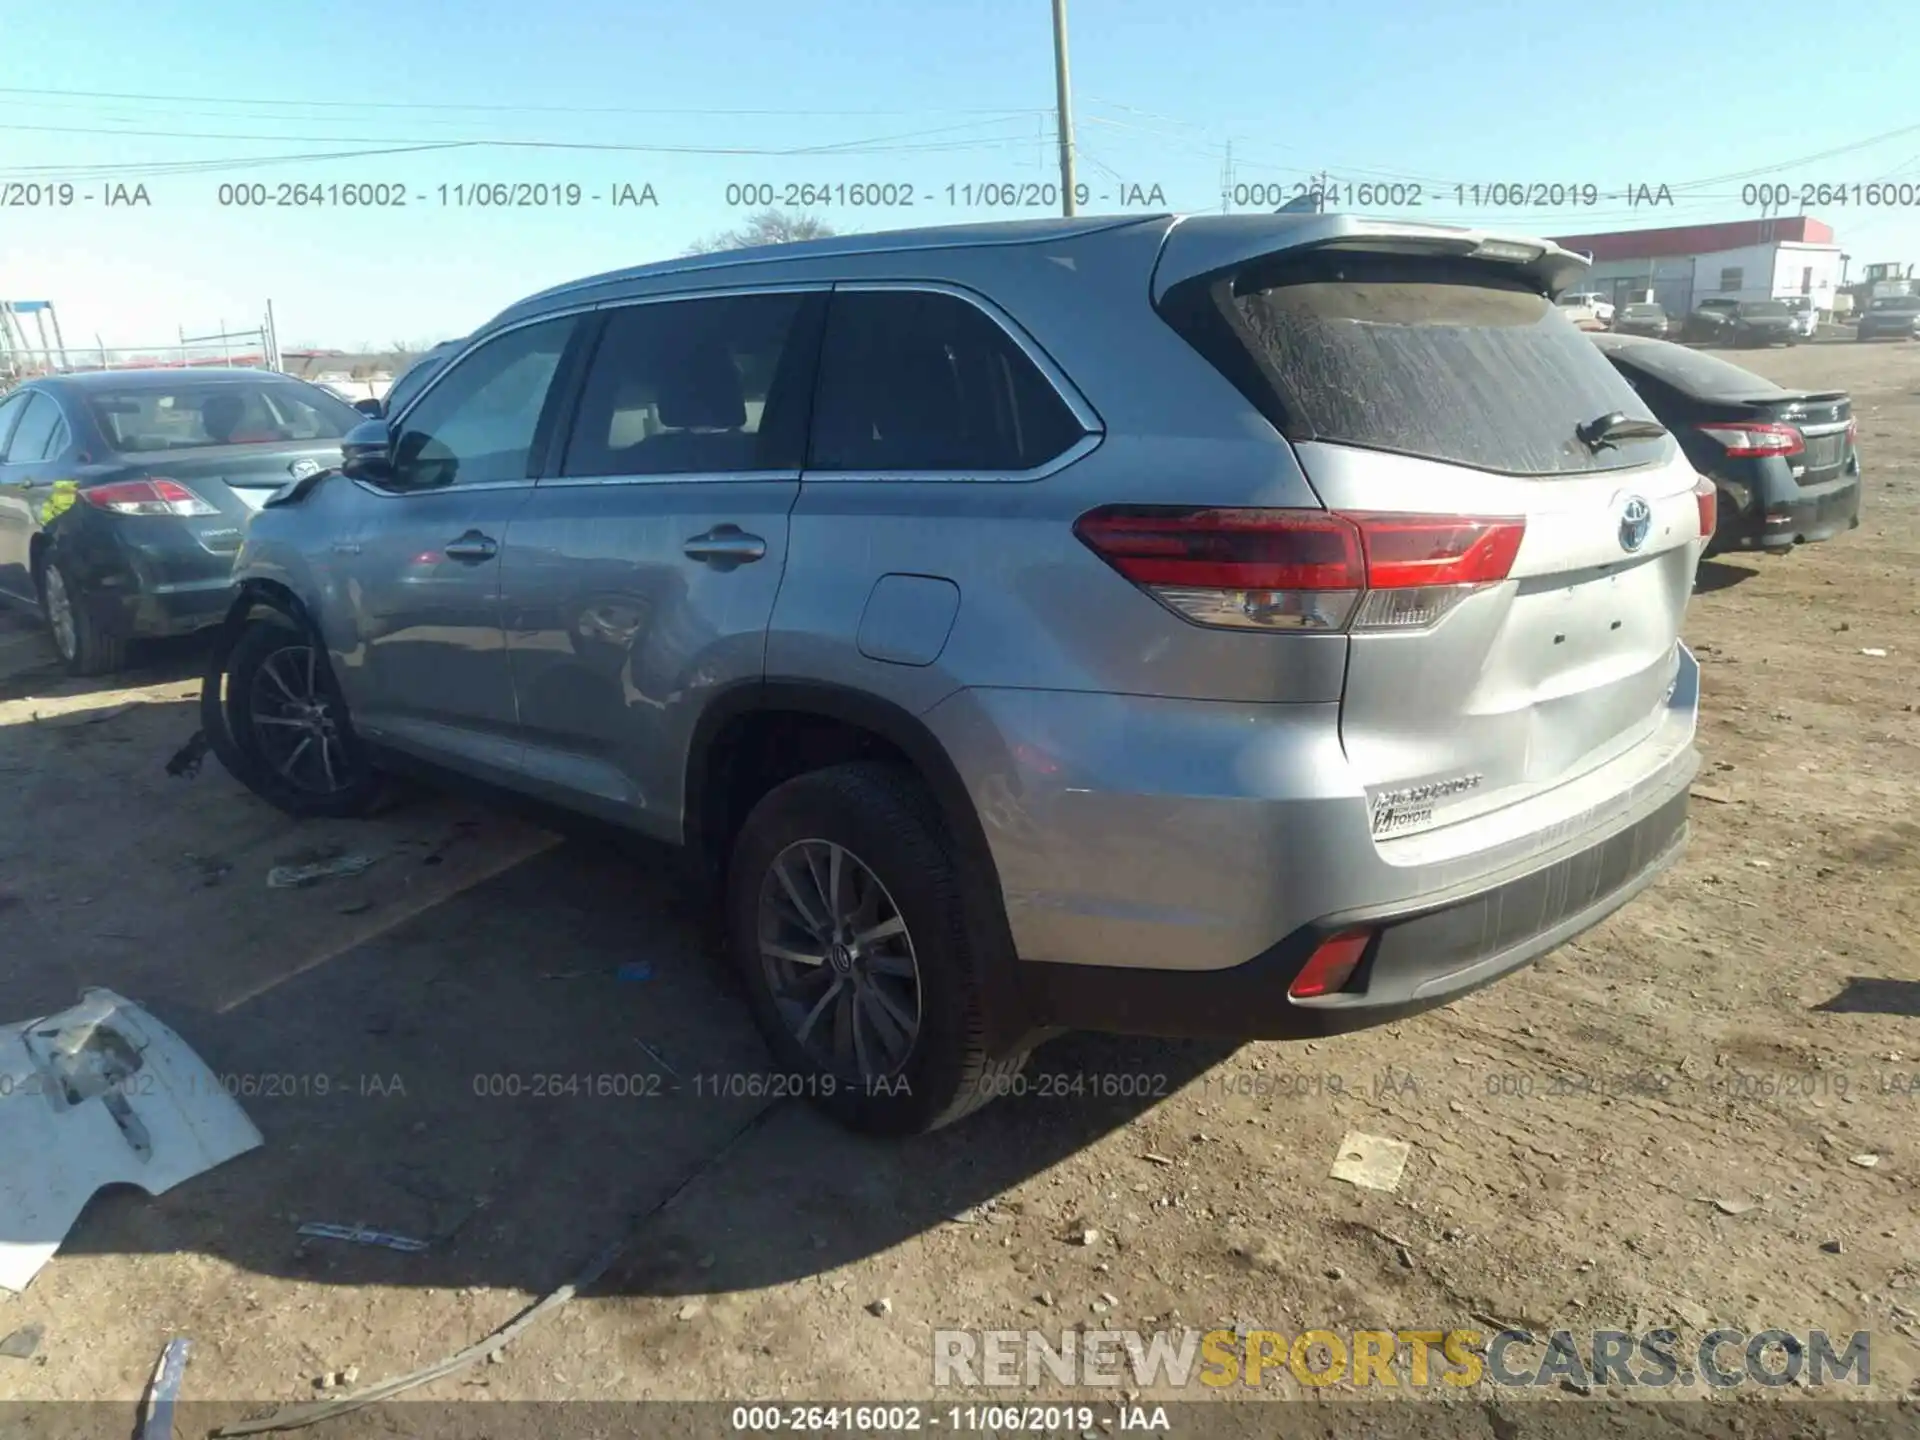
[{"x1": 0, "y1": 988, "x2": 263, "y2": 1292}]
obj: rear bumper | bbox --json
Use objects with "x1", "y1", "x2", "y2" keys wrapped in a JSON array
[
  {"x1": 51, "y1": 514, "x2": 238, "y2": 640},
  {"x1": 927, "y1": 647, "x2": 1700, "y2": 1043},
  {"x1": 1024, "y1": 780, "x2": 1690, "y2": 1040},
  {"x1": 1711, "y1": 455, "x2": 1863, "y2": 552}
]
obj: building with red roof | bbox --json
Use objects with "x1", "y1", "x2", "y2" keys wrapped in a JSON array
[{"x1": 1546, "y1": 216, "x2": 1844, "y2": 317}]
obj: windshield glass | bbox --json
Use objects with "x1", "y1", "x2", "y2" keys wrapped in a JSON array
[{"x1": 84, "y1": 381, "x2": 358, "y2": 452}]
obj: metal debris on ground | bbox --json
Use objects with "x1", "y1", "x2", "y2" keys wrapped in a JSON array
[
  {"x1": 138, "y1": 1338, "x2": 192, "y2": 1440},
  {"x1": 0, "y1": 990, "x2": 263, "y2": 1292},
  {"x1": 267, "y1": 854, "x2": 378, "y2": 889},
  {"x1": 297, "y1": 1222, "x2": 429, "y2": 1254},
  {"x1": 1328, "y1": 1131, "x2": 1413, "y2": 1192}
]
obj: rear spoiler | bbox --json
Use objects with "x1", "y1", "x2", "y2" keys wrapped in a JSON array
[{"x1": 1150, "y1": 213, "x2": 1590, "y2": 305}]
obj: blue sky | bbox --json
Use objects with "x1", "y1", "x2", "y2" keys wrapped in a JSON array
[{"x1": 3, "y1": 0, "x2": 1918, "y2": 352}]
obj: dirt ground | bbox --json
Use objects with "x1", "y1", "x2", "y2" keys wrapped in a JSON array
[{"x1": 1, "y1": 339, "x2": 1916, "y2": 1433}]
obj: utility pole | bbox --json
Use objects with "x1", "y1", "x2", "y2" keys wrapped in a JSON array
[
  {"x1": 1050, "y1": 0, "x2": 1077, "y2": 217},
  {"x1": 1221, "y1": 138, "x2": 1234, "y2": 212}
]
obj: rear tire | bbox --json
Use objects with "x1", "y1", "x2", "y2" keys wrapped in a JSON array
[
  {"x1": 725, "y1": 761, "x2": 1027, "y2": 1136},
  {"x1": 216, "y1": 616, "x2": 381, "y2": 818},
  {"x1": 37, "y1": 554, "x2": 124, "y2": 677}
]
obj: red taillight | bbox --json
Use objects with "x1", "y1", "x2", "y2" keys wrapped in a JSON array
[
  {"x1": 1350, "y1": 513, "x2": 1527, "y2": 589},
  {"x1": 1073, "y1": 507, "x2": 1525, "y2": 633},
  {"x1": 1696, "y1": 422, "x2": 1803, "y2": 458},
  {"x1": 1693, "y1": 476, "x2": 1717, "y2": 539},
  {"x1": 82, "y1": 478, "x2": 219, "y2": 517},
  {"x1": 1071, "y1": 508, "x2": 1364, "y2": 590},
  {"x1": 1288, "y1": 929, "x2": 1373, "y2": 1000}
]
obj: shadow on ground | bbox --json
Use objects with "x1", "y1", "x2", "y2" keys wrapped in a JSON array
[
  {"x1": 1813, "y1": 976, "x2": 1920, "y2": 1018},
  {"x1": 8, "y1": 715, "x2": 1229, "y2": 1306},
  {"x1": 1693, "y1": 559, "x2": 1760, "y2": 594}
]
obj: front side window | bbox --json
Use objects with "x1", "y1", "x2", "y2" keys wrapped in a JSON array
[
  {"x1": 561, "y1": 292, "x2": 823, "y2": 478},
  {"x1": 809, "y1": 289, "x2": 1086, "y2": 473},
  {"x1": 391, "y1": 317, "x2": 575, "y2": 489},
  {"x1": 2, "y1": 392, "x2": 64, "y2": 464}
]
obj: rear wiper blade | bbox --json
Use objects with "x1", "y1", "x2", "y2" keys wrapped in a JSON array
[{"x1": 1577, "y1": 410, "x2": 1668, "y2": 451}]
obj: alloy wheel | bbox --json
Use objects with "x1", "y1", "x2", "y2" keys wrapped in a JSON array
[
  {"x1": 757, "y1": 839, "x2": 923, "y2": 1081},
  {"x1": 246, "y1": 643, "x2": 352, "y2": 794}
]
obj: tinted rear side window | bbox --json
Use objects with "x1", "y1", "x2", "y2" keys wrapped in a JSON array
[
  {"x1": 2, "y1": 392, "x2": 64, "y2": 463},
  {"x1": 1160, "y1": 251, "x2": 1663, "y2": 476},
  {"x1": 809, "y1": 290, "x2": 1085, "y2": 473}
]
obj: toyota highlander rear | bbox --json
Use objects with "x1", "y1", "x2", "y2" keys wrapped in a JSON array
[{"x1": 920, "y1": 215, "x2": 1707, "y2": 1042}]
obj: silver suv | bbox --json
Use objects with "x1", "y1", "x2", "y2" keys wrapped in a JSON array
[{"x1": 206, "y1": 213, "x2": 1709, "y2": 1134}]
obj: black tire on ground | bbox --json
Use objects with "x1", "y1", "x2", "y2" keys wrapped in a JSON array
[
  {"x1": 37, "y1": 553, "x2": 124, "y2": 676},
  {"x1": 725, "y1": 761, "x2": 1027, "y2": 1136},
  {"x1": 218, "y1": 616, "x2": 382, "y2": 819}
]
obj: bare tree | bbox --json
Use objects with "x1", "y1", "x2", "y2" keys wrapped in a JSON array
[{"x1": 686, "y1": 208, "x2": 837, "y2": 256}]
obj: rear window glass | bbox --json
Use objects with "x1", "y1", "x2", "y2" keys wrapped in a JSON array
[
  {"x1": 84, "y1": 382, "x2": 357, "y2": 452},
  {"x1": 1160, "y1": 251, "x2": 1665, "y2": 476},
  {"x1": 1623, "y1": 304, "x2": 1664, "y2": 318},
  {"x1": 1739, "y1": 301, "x2": 1789, "y2": 318},
  {"x1": 1870, "y1": 296, "x2": 1920, "y2": 311},
  {"x1": 1592, "y1": 337, "x2": 1793, "y2": 400}
]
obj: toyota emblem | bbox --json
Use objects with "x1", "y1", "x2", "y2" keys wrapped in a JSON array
[{"x1": 1618, "y1": 495, "x2": 1652, "y2": 553}]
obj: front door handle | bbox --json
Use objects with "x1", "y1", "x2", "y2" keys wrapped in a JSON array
[
  {"x1": 443, "y1": 531, "x2": 498, "y2": 563},
  {"x1": 683, "y1": 525, "x2": 767, "y2": 565}
]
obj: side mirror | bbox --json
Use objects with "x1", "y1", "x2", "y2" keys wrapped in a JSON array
[
  {"x1": 353, "y1": 396, "x2": 384, "y2": 418},
  {"x1": 340, "y1": 417, "x2": 394, "y2": 482}
]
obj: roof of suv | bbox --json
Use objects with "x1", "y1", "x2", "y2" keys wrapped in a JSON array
[
  {"x1": 513, "y1": 214, "x2": 1168, "y2": 311},
  {"x1": 492, "y1": 212, "x2": 1591, "y2": 335}
]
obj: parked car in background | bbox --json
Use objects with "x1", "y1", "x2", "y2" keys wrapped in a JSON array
[
  {"x1": 1612, "y1": 302, "x2": 1672, "y2": 338},
  {"x1": 0, "y1": 369, "x2": 361, "y2": 673},
  {"x1": 1592, "y1": 333, "x2": 1860, "y2": 556},
  {"x1": 1681, "y1": 297, "x2": 1798, "y2": 348},
  {"x1": 1556, "y1": 291, "x2": 1616, "y2": 328},
  {"x1": 1854, "y1": 293, "x2": 1920, "y2": 341},
  {"x1": 1781, "y1": 296, "x2": 1819, "y2": 339},
  {"x1": 203, "y1": 213, "x2": 1707, "y2": 1136}
]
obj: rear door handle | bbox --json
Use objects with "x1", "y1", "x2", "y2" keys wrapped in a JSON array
[
  {"x1": 443, "y1": 531, "x2": 498, "y2": 562},
  {"x1": 683, "y1": 525, "x2": 767, "y2": 565}
]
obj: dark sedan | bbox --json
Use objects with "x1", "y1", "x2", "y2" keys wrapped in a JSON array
[
  {"x1": 1680, "y1": 297, "x2": 1798, "y2": 348},
  {"x1": 0, "y1": 369, "x2": 361, "y2": 673},
  {"x1": 1591, "y1": 334, "x2": 1860, "y2": 556},
  {"x1": 1855, "y1": 294, "x2": 1920, "y2": 341},
  {"x1": 1612, "y1": 302, "x2": 1672, "y2": 338}
]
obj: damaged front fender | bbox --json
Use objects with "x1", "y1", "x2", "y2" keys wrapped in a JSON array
[{"x1": 0, "y1": 989, "x2": 263, "y2": 1293}]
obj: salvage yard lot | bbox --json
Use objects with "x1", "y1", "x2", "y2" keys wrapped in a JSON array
[{"x1": 1, "y1": 340, "x2": 1916, "y2": 1419}]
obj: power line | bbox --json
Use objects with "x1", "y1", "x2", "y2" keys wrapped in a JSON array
[{"x1": 0, "y1": 84, "x2": 1050, "y2": 119}]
